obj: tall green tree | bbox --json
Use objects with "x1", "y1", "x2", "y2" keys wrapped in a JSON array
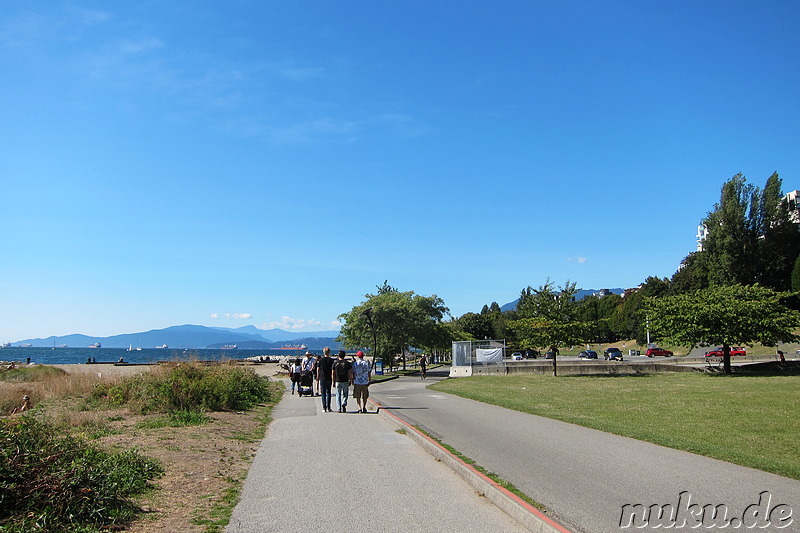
[
  {"x1": 337, "y1": 285, "x2": 450, "y2": 369},
  {"x1": 512, "y1": 280, "x2": 585, "y2": 375},
  {"x1": 644, "y1": 285, "x2": 800, "y2": 374},
  {"x1": 757, "y1": 173, "x2": 800, "y2": 291},
  {"x1": 456, "y1": 312, "x2": 496, "y2": 340},
  {"x1": 576, "y1": 294, "x2": 621, "y2": 342},
  {"x1": 670, "y1": 252, "x2": 710, "y2": 295},
  {"x1": 793, "y1": 255, "x2": 800, "y2": 292},
  {"x1": 611, "y1": 276, "x2": 669, "y2": 342},
  {"x1": 692, "y1": 172, "x2": 800, "y2": 292},
  {"x1": 701, "y1": 174, "x2": 759, "y2": 287}
]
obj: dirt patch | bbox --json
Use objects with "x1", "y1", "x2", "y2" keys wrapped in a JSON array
[
  {"x1": 7, "y1": 363, "x2": 286, "y2": 532},
  {"x1": 95, "y1": 409, "x2": 267, "y2": 532}
]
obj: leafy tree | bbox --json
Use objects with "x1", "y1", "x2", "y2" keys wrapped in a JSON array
[
  {"x1": 757, "y1": 173, "x2": 800, "y2": 291},
  {"x1": 670, "y1": 253, "x2": 710, "y2": 294},
  {"x1": 645, "y1": 285, "x2": 800, "y2": 374},
  {"x1": 337, "y1": 286, "x2": 450, "y2": 369},
  {"x1": 512, "y1": 280, "x2": 585, "y2": 375},
  {"x1": 701, "y1": 173, "x2": 759, "y2": 287},
  {"x1": 793, "y1": 255, "x2": 800, "y2": 292},
  {"x1": 376, "y1": 280, "x2": 399, "y2": 294},
  {"x1": 691, "y1": 173, "x2": 799, "y2": 292},
  {"x1": 576, "y1": 294, "x2": 621, "y2": 342},
  {"x1": 456, "y1": 312, "x2": 495, "y2": 340},
  {"x1": 611, "y1": 276, "x2": 669, "y2": 342}
]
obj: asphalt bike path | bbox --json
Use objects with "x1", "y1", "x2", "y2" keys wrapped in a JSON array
[
  {"x1": 226, "y1": 382, "x2": 530, "y2": 533},
  {"x1": 368, "y1": 370, "x2": 800, "y2": 533}
]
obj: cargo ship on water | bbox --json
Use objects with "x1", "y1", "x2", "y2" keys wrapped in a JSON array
[
  {"x1": 277, "y1": 344, "x2": 307, "y2": 350},
  {"x1": 221, "y1": 344, "x2": 238, "y2": 350}
]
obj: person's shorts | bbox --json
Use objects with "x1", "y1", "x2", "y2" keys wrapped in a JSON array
[{"x1": 353, "y1": 384, "x2": 370, "y2": 400}]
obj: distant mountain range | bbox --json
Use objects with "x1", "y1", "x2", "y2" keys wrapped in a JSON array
[
  {"x1": 13, "y1": 324, "x2": 342, "y2": 350},
  {"x1": 500, "y1": 288, "x2": 625, "y2": 312}
]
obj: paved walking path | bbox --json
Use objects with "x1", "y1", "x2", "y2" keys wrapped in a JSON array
[
  {"x1": 368, "y1": 370, "x2": 800, "y2": 533},
  {"x1": 226, "y1": 382, "x2": 530, "y2": 533}
]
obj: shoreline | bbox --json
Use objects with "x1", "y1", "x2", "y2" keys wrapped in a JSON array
[{"x1": 42, "y1": 362, "x2": 283, "y2": 379}]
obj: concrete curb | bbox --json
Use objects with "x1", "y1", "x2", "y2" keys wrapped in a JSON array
[{"x1": 368, "y1": 397, "x2": 572, "y2": 533}]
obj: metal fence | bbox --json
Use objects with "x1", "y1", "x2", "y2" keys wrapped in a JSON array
[{"x1": 451, "y1": 339, "x2": 507, "y2": 369}]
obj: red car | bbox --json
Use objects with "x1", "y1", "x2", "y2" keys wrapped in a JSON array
[
  {"x1": 645, "y1": 347, "x2": 673, "y2": 357},
  {"x1": 704, "y1": 346, "x2": 746, "y2": 357}
]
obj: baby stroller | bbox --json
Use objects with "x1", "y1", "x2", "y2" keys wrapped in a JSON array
[{"x1": 298, "y1": 371, "x2": 314, "y2": 397}]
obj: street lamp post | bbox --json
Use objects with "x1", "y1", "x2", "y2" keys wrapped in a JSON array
[{"x1": 361, "y1": 307, "x2": 378, "y2": 368}]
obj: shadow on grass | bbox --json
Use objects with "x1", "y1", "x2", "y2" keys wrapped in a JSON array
[
  {"x1": 561, "y1": 373, "x2": 656, "y2": 378},
  {"x1": 707, "y1": 361, "x2": 800, "y2": 377}
]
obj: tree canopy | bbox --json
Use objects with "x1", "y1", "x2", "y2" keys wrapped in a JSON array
[
  {"x1": 511, "y1": 280, "x2": 587, "y2": 375},
  {"x1": 337, "y1": 284, "x2": 450, "y2": 367},
  {"x1": 692, "y1": 173, "x2": 800, "y2": 292},
  {"x1": 644, "y1": 284, "x2": 800, "y2": 373}
]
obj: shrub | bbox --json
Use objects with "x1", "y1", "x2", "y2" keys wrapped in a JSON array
[
  {"x1": 0, "y1": 365, "x2": 66, "y2": 383},
  {"x1": 0, "y1": 415, "x2": 162, "y2": 532},
  {"x1": 93, "y1": 363, "x2": 272, "y2": 414}
]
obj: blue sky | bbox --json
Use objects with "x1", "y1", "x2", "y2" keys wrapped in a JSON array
[{"x1": 2, "y1": 1, "x2": 799, "y2": 341}]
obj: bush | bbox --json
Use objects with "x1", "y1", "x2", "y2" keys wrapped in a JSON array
[
  {"x1": 92, "y1": 363, "x2": 272, "y2": 414},
  {"x1": 0, "y1": 366, "x2": 66, "y2": 383},
  {"x1": 0, "y1": 415, "x2": 163, "y2": 532}
]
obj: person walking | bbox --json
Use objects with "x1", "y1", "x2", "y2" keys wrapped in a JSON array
[
  {"x1": 333, "y1": 350, "x2": 353, "y2": 413},
  {"x1": 302, "y1": 351, "x2": 317, "y2": 395},
  {"x1": 317, "y1": 347, "x2": 335, "y2": 412},
  {"x1": 419, "y1": 353, "x2": 427, "y2": 379},
  {"x1": 289, "y1": 358, "x2": 302, "y2": 395},
  {"x1": 352, "y1": 351, "x2": 372, "y2": 413}
]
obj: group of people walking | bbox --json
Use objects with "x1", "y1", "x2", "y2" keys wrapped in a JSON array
[{"x1": 289, "y1": 348, "x2": 372, "y2": 413}]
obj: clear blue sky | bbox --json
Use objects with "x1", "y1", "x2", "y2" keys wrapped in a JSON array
[{"x1": 2, "y1": 1, "x2": 799, "y2": 341}]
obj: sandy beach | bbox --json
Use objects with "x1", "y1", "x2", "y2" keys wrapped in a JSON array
[{"x1": 46, "y1": 361, "x2": 283, "y2": 379}]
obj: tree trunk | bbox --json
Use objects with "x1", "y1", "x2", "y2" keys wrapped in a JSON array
[
  {"x1": 723, "y1": 343, "x2": 732, "y2": 374},
  {"x1": 552, "y1": 346, "x2": 558, "y2": 377}
]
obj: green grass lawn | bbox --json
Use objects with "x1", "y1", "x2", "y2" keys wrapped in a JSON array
[{"x1": 430, "y1": 372, "x2": 800, "y2": 480}]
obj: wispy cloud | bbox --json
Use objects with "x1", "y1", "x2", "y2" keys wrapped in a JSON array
[
  {"x1": 71, "y1": 7, "x2": 111, "y2": 26},
  {"x1": 277, "y1": 66, "x2": 324, "y2": 82},
  {"x1": 267, "y1": 118, "x2": 357, "y2": 144},
  {"x1": 260, "y1": 316, "x2": 331, "y2": 331},
  {"x1": 0, "y1": 7, "x2": 110, "y2": 52},
  {"x1": 119, "y1": 37, "x2": 163, "y2": 55},
  {"x1": 210, "y1": 313, "x2": 253, "y2": 320},
  {"x1": 567, "y1": 256, "x2": 588, "y2": 264}
]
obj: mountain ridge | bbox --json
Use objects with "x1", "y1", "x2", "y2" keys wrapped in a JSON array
[
  {"x1": 500, "y1": 288, "x2": 626, "y2": 312},
  {"x1": 13, "y1": 324, "x2": 341, "y2": 349}
]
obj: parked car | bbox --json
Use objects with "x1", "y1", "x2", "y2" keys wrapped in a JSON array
[
  {"x1": 704, "y1": 346, "x2": 746, "y2": 357},
  {"x1": 524, "y1": 349, "x2": 539, "y2": 359},
  {"x1": 579, "y1": 350, "x2": 598, "y2": 359},
  {"x1": 544, "y1": 351, "x2": 556, "y2": 359},
  {"x1": 603, "y1": 347, "x2": 623, "y2": 361},
  {"x1": 645, "y1": 347, "x2": 673, "y2": 357},
  {"x1": 511, "y1": 352, "x2": 523, "y2": 360}
]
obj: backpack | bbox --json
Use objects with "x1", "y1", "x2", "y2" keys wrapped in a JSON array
[{"x1": 334, "y1": 360, "x2": 351, "y2": 381}]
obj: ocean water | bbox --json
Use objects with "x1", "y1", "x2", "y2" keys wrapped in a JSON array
[{"x1": 0, "y1": 347, "x2": 317, "y2": 366}]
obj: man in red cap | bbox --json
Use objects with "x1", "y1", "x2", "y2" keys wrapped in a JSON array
[{"x1": 352, "y1": 351, "x2": 372, "y2": 413}]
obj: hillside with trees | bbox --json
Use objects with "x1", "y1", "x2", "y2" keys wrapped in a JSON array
[{"x1": 337, "y1": 173, "x2": 800, "y2": 375}]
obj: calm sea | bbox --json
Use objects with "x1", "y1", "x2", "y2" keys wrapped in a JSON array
[{"x1": 0, "y1": 347, "x2": 317, "y2": 366}]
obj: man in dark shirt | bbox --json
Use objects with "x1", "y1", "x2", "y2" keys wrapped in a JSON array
[
  {"x1": 332, "y1": 350, "x2": 353, "y2": 413},
  {"x1": 317, "y1": 347, "x2": 336, "y2": 412}
]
